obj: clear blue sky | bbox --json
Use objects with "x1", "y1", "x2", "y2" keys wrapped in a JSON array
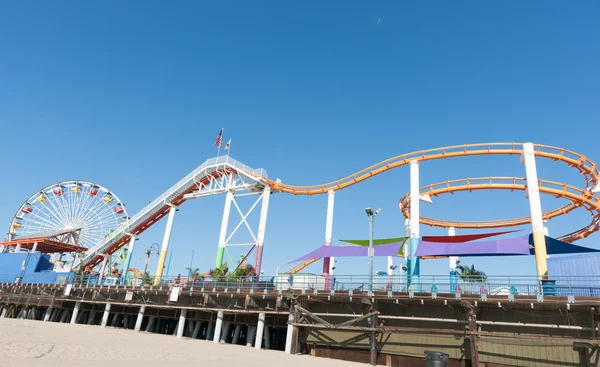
[{"x1": 1, "y1": 1, "x2": 598, "y2": 279}]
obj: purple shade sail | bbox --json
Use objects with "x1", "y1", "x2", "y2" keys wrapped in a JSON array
[
  {"x1": 415, "y1": 235, "x2": 532, "y2": 257},
  {"x1": 287, "y1": 242, "x2": 404, "y2": 264}
]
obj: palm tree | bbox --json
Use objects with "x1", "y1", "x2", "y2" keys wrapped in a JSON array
[
  {"x1": 243, "y1": 264, "x2": 257, "y2": 277},
  {"x1": 210, "y1": 262, "x2": 229, "y2": 278},
  {"x1": 142, "y1": 271, "x2": 152, "y2": 285},
  {"x1": 456, "y1": 264, "x2": 487, "y2": 293},
  {"x1": 186, "y1": 267, "x2": 201, "y2": 280}
]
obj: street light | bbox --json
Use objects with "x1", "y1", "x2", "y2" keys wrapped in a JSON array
[
  {"x1": 365, "y1": 207, "x2": 381, "y2": 293},
  {"x1": 143, "y1": 243, "x2": 160, "y2": 278},
  {"x1": 365, "y1": 206, "x2": 381, "y2": 367}
]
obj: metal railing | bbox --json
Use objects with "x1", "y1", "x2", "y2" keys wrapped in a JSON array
[{"x1": 3, "y1": 274, "x2": 600, "y2": 298}]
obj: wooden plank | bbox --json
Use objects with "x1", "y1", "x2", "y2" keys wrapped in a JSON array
[
  {"x1": 337, "y1": 311, "x2": 379, "y2": 328},
  {"x1": 295, "y1": 305, "x2": 333, "y2": 328}
]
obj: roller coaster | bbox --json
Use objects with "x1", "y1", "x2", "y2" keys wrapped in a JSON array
[{"x1": 9, "y1": 143, "x2": 599, "y2": 278}]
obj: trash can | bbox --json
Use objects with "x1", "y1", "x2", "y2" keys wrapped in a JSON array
[
  {"x1": 424, "y1": 350, "x2": 449, "y2": 367},
  {"x1": 541, "y1": 279, "x2": 556, "y2": 296}
]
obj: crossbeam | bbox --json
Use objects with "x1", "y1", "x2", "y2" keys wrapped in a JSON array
[
  {"x1": 295, "y1": 305, "x2": 333, "y2": 328},
  {"x1": 337, "y1": 311, "x2": 380, "y2": 328}
]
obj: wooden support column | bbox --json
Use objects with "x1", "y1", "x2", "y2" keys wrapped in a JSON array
[
  {"x1": 468, "y1": 308, "x2": 480, "y2": 367},
  {"x1": 286, "y1": 304, "x2": 300, "y2": 354}
]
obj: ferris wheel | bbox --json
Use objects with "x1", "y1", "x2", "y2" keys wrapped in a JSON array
[{"x1": 9, "y1": 181, "x2": 129, "y2": 250}]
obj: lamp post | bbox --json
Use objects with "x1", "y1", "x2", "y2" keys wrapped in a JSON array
[
  {"x1": 143, "y1": 243, "x2": 160, "y2": 280},
  {"x1": 365, "y1": 207, "x2": 381, "y2": 293},
  {"x1": 187, "y1": 250, "x2": 195, "y2": 279}
]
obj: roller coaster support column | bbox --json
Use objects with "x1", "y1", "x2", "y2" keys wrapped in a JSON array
[
  {"x1": 121, "y1": 234, "x2": 136, "y2": 285},
  {"x1": 215, "y1": 191, "x2": 234, "y2": 268},
  {"x1": 154, "y1": 204, "x2": 178, "y2": 285},
  {"x1": 408, "y1": 160, "x2": 421, "y2": 290},
  {"x1": 323, "y1": 190, "x2": 335, "y2": 288},
  {"x1": 448, "y1": 227, "x2": 458, "y2": 293},
  {"x1": 254, "y1": 187, "x2": 271, "y2": 275},
  {"x1": 97, "y1": 255, "x2": 108, "y2": 285},
  {"x1": 522, "y1": 142, "x2": 548, "y2": 280}
]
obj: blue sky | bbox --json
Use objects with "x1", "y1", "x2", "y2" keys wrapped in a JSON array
[{"x1": 1, "y1": 1, "x2": 598, "y2": 279}]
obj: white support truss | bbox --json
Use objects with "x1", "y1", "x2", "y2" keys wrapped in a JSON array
[
  {"x1": 184, "y1": 167, "x2": 273, "y2": 269},
  {"x1": 186, "y1": 169, "x2": 268, "y2": 198},
  {"x1": 224, "y1": 189, "x2": 269, "y2": 250},
  {"x1": 75, "y1": 156, "x2": 268, "y2": 270}
]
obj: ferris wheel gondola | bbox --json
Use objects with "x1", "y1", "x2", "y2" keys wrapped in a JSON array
[{"x1": 9, "y1": 180, "x2": 129, "y2": 251}]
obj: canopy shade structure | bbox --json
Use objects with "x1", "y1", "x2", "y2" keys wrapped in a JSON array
[
  {"x1": 287, "y1": 241, "x2": 405, "y2": 264},
  {"x1": 421, "y1": 230, "x2": 519, "y2": 243},
  {"x1": 339, "y1": 230, "x2": 518, "y2": 246},
  {"x1": 415, "y1": 234, "x2": 600, "y2": 258},
  {"x1": 339, "y1": 237, "x2": 407, "y2": 246}
]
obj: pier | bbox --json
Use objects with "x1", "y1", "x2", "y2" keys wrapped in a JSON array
[{"x1": 2, "y1": 276, "x2": 600, "y2": 366}]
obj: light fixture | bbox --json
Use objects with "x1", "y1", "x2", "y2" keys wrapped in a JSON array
[{"x1": 365, "y1": 208, "x2": 373, "y2": 216}]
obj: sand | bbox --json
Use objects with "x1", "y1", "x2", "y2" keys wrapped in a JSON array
[{"x1": 0, "y1": 318, "x2": 365, "y2": 367}]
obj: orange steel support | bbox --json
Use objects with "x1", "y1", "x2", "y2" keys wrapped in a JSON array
[{"x1": 286, "y1": 257, "x2": 320, "y2": 274}]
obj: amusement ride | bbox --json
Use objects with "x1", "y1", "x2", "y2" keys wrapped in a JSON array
[{"x1": 1, "y1": 142, "x2": 599, "y2": 285}]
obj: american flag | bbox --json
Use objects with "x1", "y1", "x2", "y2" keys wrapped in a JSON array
[{"x1": 214, "y1": 129, "x2": 223, "y2": 148}]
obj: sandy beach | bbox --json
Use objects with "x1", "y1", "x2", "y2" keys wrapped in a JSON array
[{"x1": 0, "y1": 318, "x2": 364, "y2": 367}]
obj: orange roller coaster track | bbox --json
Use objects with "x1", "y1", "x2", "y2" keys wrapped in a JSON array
[
  {"x1": 262, "y1": 143, "x2": 599, "y2": 273},
  {"x1": 266, "y1": 143, "x2": 599, "y2": 195},
  {"x1": 398, "y1": 177, "x2": 600, "y2": 243}
]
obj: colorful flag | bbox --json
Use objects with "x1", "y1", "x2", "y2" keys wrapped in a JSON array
[
  {"x1": 225, "y1": 139, "x2": 231, "y2": 151},
  {"x1": 214, "y1": 129, "x2": 223, "y2": 148}
]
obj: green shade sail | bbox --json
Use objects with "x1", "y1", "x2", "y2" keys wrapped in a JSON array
[{"x1": 338, "y1": 237, "x2": 408, "y2": 246}]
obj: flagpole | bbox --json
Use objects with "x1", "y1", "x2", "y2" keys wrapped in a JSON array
[{"x1": 217, "y1": 128, "x2": 223, "y2": 158}]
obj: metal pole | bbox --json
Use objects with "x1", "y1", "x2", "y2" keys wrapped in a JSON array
[
  {"x1": 254, "y1": 187, "x2": 271, "y2": 275},
  {"x1": 322, "y1": 190, "x2": 335, "y2": 276},
  {"x1": 370, "y1": 305, "x2": 377, "y2": 365},
  {"x1": 368, "y1": 214, "x2": 374, "y2": 293},
  {"x1": 165, "y1": 251, "x2": 173, "y2": 279},
  {"x1": 187, "y1": 250, "x2": 194, "y2": 279},
  {"x1": 154, "y1": 205, "x2": 177, "y2": 285},
  {"x1": 522, "y1": 142, "x2": 548, "y2": 280},
  {"x1": 97, "y1": 255, "x2": 108, "y2": 285},
  {"x1": 448, "y1": 227, "x2": 458, "y2": 293},
  {"x1": 121, "y1": 235, "x2": 136, "y2": 285},
  {"x1": 216, "y1": 191, "x2": 234, "y2": 268},
  {"x1": 143, "y1": 253, "x2": 150, "y2": 277},
  {"x1": 408, "y1": 160, "x2": 420, "y2": 290}
]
